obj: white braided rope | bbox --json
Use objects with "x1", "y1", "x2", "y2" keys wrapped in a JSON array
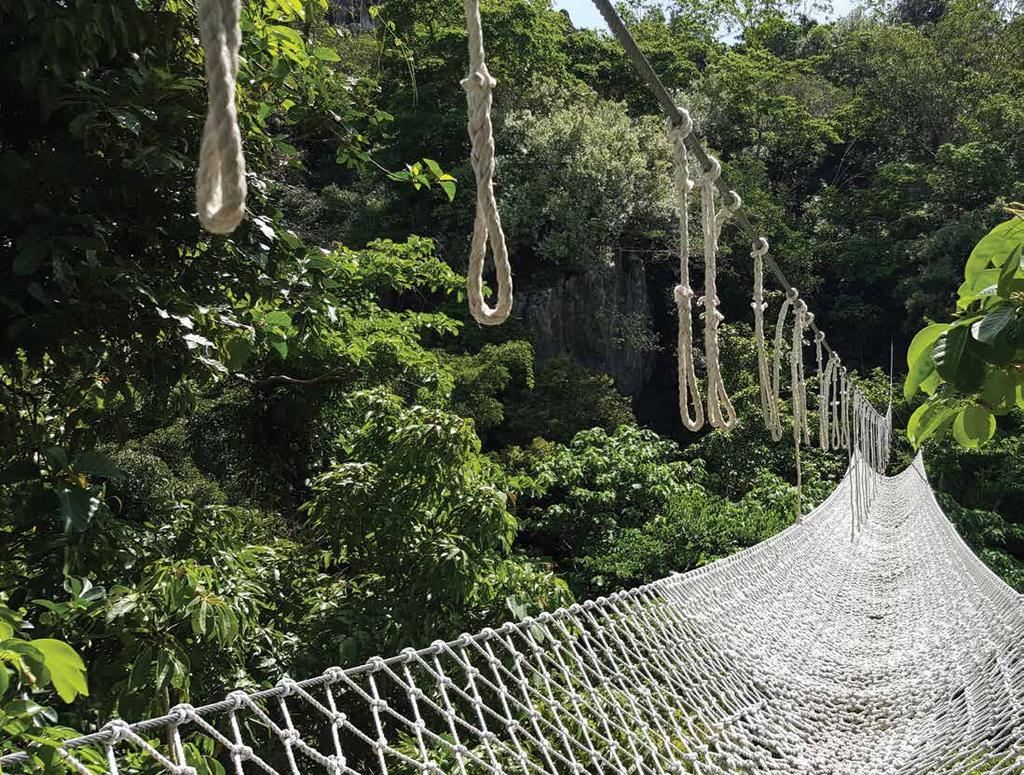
[
  {"x1": 462, "y1": 0, "x2": 513, "y2": 326},
  {"x1": 821, "y1": 350, "x2": 839, "y2": 451},
  {"x1": 768, "y1": 289, "x2": 796, "y2": 442},
  {"x1": 815, "y1": 332, "x2": 830, "y2": 450},
  {"x1": 830, "y1": 355, "x2": 842, "y2": 451},
  {"x1": 19, "y1": 453, "x2": 1024, "y2": 775},
  {"x1": 751, "y1": 237, "x2": 774, "y2": 434},
  {"x1": 798, "y1": 309, "x2": 812, "y2": 446},
  {"x1": 667, "y1": 112, "x2": 704, "y2": 431},
  {"x1": 697, "y1": 157, "x2": 739, "y2": 431},
  {"x1": 197, "y1": 0, "x2": 247, "y2": 235}
]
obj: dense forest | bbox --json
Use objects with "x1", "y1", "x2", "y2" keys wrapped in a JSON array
[{"x1": 1, "y1": 0, "x2": 1023, "y2": 764}]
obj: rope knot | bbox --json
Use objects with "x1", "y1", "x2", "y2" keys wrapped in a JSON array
[
  {"x1": 460, "y1": 65, "x2": 496, "y2": 94},
  {"x1": 698, "y1": 156, "x2": 722, "y2": 186},
  {"x1": 103, "y1": 719, "x2": 131, "y2": 744},
  {"x1": 751, "y1": 237, "x2": 769, "y2": 257},
  {"x1": 169, "y1": 703, "x2": 194, "y2": 725},
  {"x1": 673, "y1": 284, "x2": 694, "y2": 304},
  {"x1": 666, "y1": 108, "x2": 693, "y2": 141}
]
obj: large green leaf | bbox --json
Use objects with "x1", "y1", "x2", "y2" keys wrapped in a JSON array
[
  {"x1": 933, "y1": 326, "x2": 985, "y2": 392},
  {"x1": 904, "y1": 323, "x2": 949, "y2": 400},
  {"x1": 964, "y1": 218, "x2": 1024, "y2": 280},
  {"x1": 57, "y1": 484, "x2": 102, "y2": 533},
  {"x1": 906, "y1": 401, "x2": 959, "y2": 447},
  {"x1": 981, "y1": 369, "x2": 1017, "y2": 412},
  {"x1": 971, "y1": 304, "x2": 1016, "y2": 345},
  {"x1": 31, "y1": 640, "x2": 87, "y2": 703},
  {"x1": 952, "y1": 404, "x2": 996, "y2": 449}
]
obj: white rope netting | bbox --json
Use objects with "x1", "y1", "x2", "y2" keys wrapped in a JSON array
[{"x1": 10, "y1": 451, "x2": 1022, "y2": 775}]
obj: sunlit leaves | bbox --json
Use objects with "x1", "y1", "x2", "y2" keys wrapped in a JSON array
[
  {"x1": 905, "y1": 215, "x2": 1024, "y2": 448},
  {"x1": 953, "y1": 404, "x2": 996, "y2": 449},
  {"x1": 29, "y1": 641, "x2": 87, "y2": 704}
]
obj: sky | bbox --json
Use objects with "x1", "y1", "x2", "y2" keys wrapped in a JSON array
[{"x1": 551, "y1": 0, "x2": 860, "y2": 30}]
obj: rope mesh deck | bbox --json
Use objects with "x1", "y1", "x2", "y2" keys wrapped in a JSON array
[{"x1": 5, "y1": 455, "x2": 1022, "y2": 774}]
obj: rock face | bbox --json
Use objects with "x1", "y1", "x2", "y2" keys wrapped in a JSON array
[
  {"x1": 328, "y1": 0, "x2": 372, "y2": 28},
  {"x1": 513, "y1": 251, "x2": 658, "y2": 397}
]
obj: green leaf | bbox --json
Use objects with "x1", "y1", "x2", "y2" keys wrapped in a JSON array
[
  {"x1": 423, "y1": 158, "x2": 444, "y2": 178},
  {"x1": 906, "y1": 401, "x2": 958, "y2": 447},
  {"x1": 952, "y1": 404, "x2": 996, "y2": 449},
  {"x1": 73, "y1": 451, "x2": 122, "y2": 478},
  {"x1": 981, "y1": 369, "x2": 1016, "y2": 412},
  {"x1": 262, "y1": 310, "x2": 292, "y2": 329},
  {"x1": 440, "y1": 180, "x2": 456, "y2": 202},
  {"x1": 904, "y1": 323, "x2": 949, "y2": 400},
  {"x1": 313, "y1": 46, "x2": 340, "y2": 62},
  {"x1": 57, "y1": 484, "x2": 102, "y2": 533},
  {"x1": 31, "y1": 640, "x2": 87, "y2": 703},
  {"x1": 933, "y1": 326, "x2": 985, "y2": 392},
  {"x1": 225, "y1": 336, "x2": 253, "y2": 371},
  {"x1": 971, "y1": 304, "x2": 1015, "y2": 345},
  {"x1": 128, "y1": 646, "x2": 152, "y2": 691},
  {"x1": 964, "y1": 218, "x2": 1024, "y2": 280}
]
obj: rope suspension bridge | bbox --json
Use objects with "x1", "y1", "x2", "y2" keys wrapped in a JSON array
[{"x1": 5, "y1": 0, "x2": 1021, "y2": 773}]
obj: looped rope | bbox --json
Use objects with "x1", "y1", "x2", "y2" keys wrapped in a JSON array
[
  {"x1": 792, "y1": 298, "x2": 811, "y2": 447},
  {"x1": 768, "y1": 288, "x2": 795, "y2": 442},
  {"x1": 197, "y1": 0, "x2": 246, "y2": 234},
  {"x1": 462, "y1": 0, "x2": 513, "y2": 326},
  {"x1": 751, "y1": 238, "x2": 773, "y2": 433},
  {"x1": 667, "y1": 110, "x2": 703, "y2": 430},
  {"x1": 830, "y1": 355, "x2": 842, "y2": 450},
  {"x1": 698, "y1": 156, "x2": 737, "y2": 431}
]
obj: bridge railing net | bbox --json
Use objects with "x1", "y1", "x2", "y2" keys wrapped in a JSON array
[{"x1": 3, "y1": 456, "x2": 1022, "y2": 775}]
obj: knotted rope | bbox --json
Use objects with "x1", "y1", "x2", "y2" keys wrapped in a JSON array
[
  {"x1": 768, "y1": 289, "x2": 796, "y2": 442},
  {"x1": 798, "y1": 309, "x2": 812, "y2": 446},
  {"x1": 197, "y1": 0, "x2": 247, "y2": 234},
  {"x1": 698, "y1": 157, "x2": 739, "y2": 431},
  {"x1": 462, "y1": 0, "x2": 513, "y2": 326},
  {"x1": 751, "y1": 238, "x2": 773, "y2": 433},
  {"x1": 791, "y1": 297, "x2": 809, "y2": 517},
  {"x1": 830, "y1": 355, "x2": 842, "y2": 450},
  {"x1": 667, "y1": 111, "x2": 703, "y2": 430},
  {"x1": 840, "y1": 367, "x2": 851, "y2": 450},
  {"x1": 816, "y1": 331, "x2": 831, "y2": 450}
]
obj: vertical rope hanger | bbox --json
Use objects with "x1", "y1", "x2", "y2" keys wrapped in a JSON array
[
  {"x1": 791, "y1": 296, "x2": 809, "y2": 519},
  {"x1": 768, "y1": 289, "x2": 797, "y2": 442},
  {"x1": 197, "y1": 0, "x2": 247, "y2": 234},
  {"x1": 462, "y1": 0, "x2": 513, "y2": 326},
  {"x1": 751, "y1": 238, "x2": 773, "y2": 433},
  {"x1": 698, "y1": 158, "x2": 740, "y2": 430},
  {"x1": 667, "y1": 111, "x2": 704, "y2": 430},
  {"x1": 830, "y1": 355, "x2": 842, "y2": 450}
]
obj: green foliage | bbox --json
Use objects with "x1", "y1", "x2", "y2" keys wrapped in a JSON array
[
  {"x1": 2, "y1": 0, "x2": 1023, "y2": 754},
  {"x1": 0, "y1": 594, "x2": 88, "y2": 768},
  {"x1": 905, "y1": 213, "x2": 1024, "y2": 448},
  {"x1": 499, "y1": 95, "x2": 672, "y2": 269},
  {"x1": 514, "y1": 424, "x2": 801, "y2": 596},
  {"x1": 301, "y1": 389, "x2": 570, "y2": 655}
]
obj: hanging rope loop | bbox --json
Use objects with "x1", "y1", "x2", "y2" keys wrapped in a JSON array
[
  {"x1": 698, "y1": 155, "x2": 736, "y2": 430},
  {"x1": 197, "y1": 0, "x2": 247, "y2": 235},
  {"x1": 462, "y1": 0, "x2": 513, "y2": 326},
  {"x1": 751, "y1": 237, "x2": 773, "y2": 433},
  {"x1": 667, "y1": 108, "x2": 703, "y2": 431}
]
